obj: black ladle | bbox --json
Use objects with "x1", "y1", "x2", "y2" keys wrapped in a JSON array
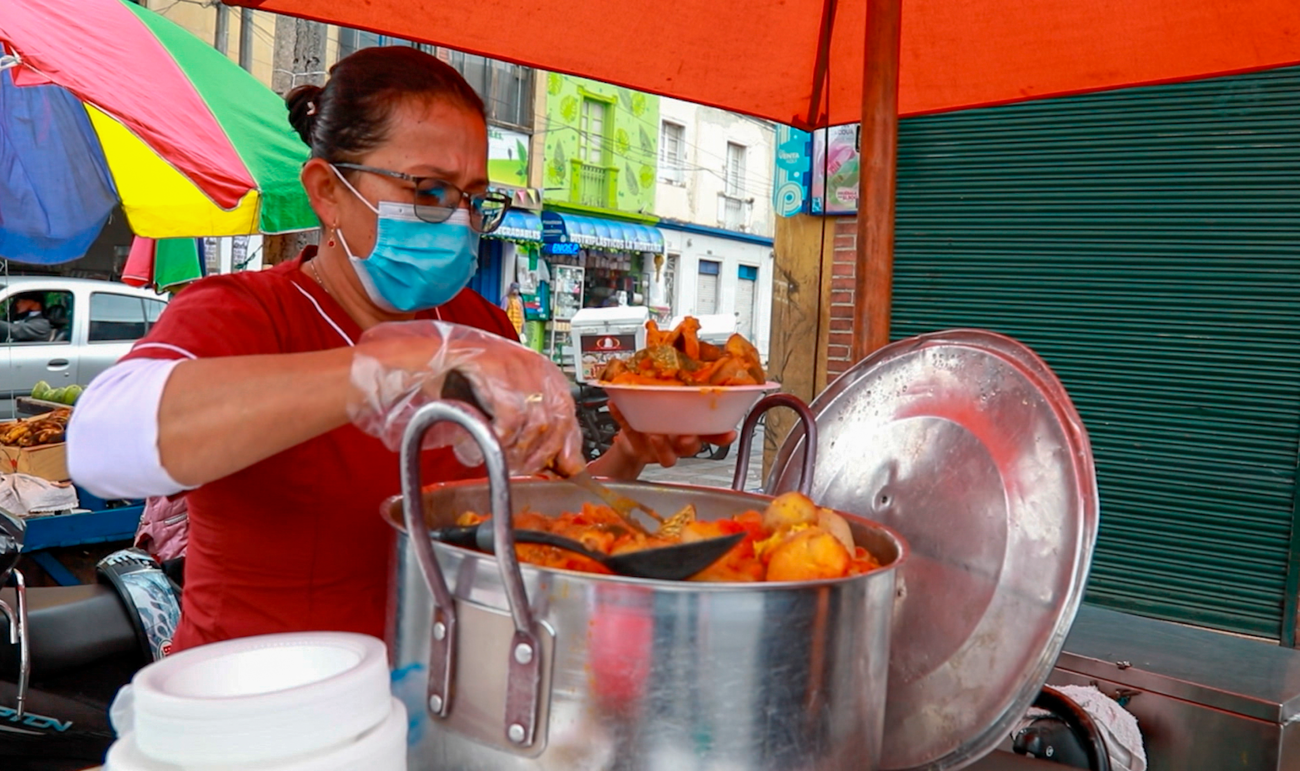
[{"x1": 432, "y1": 523, "x2": 743, "y2": 581}]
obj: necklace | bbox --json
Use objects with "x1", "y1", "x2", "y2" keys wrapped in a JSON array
[
  {"x1": 309, "y1": 258, "x2": 443, "y2": 322},
  {"x1": 307, "y1": 259, "x2": 334, "y2": 301}
]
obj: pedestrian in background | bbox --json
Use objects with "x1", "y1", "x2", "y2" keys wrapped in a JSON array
[{"x1": 501, "y1": 281, "x2": 525, "y2": 341}]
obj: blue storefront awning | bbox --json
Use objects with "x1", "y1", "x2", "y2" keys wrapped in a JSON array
[
  {"x1": 488, "y1": 209, "x2": 543, "y2": 242},
  {"x1": 548, "y1": 212, "x2": 664, "y2": 254},
  {"x1": 488, "y1": 210, "x2": 665, "y2": 253}
]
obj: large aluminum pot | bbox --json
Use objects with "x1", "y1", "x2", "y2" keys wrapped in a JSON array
[{"x1": 383, "y1": 396, "x2": 908, "y2": 771}]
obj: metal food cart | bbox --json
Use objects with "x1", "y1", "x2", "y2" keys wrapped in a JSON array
[{"x1": 385, "y1": 329, "x2": 1103, "y2": 770}]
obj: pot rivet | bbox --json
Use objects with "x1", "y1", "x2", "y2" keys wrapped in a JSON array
[
  {"x1": 514, "y1": 643, "x2": 534, "y2": 665},
  {"x1": 429, "y1": 694, "x2": 444, "y2": 713},
  {"x1": 508, "y1": 723, "x2": 526, "y2": 743},
  {"x1": 433, "y1": 622, "x2": 447, "y2": 641}
]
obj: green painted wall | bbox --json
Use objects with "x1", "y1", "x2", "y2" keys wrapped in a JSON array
[{"x1": 543, "y1": 73, "x2": 658, "y2": 215}]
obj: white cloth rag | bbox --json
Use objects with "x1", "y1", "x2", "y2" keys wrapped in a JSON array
[
  {"x1": 1016, "y1": 684, "x2": 1147, "y2": 771},
  {"x1": 0, "y1": 473, "x2": 78, "y2": 517}
]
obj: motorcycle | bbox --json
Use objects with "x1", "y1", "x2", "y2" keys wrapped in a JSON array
[
  {"x1": 572, "y1": 382, "x2": 620, "y2": 462},
  {"x1": 0, "y1": 507, "x2": 181, "y2": 771}
]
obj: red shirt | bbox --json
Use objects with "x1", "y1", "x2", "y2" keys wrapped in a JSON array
[{"x1": 123, "y1": 250, "x2": 517, "y2": 651}]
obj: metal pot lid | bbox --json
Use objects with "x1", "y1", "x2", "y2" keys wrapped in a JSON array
[{"x1": 766, "y1": 329, "x2": 1099, "y2": 770}]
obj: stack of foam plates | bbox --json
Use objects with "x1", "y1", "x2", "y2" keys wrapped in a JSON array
[{"x1": 105, "y1": 632, "x2": 405, "y2": 771}]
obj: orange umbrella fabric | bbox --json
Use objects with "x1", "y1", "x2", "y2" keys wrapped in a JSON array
[{"x1": 231, "y1": 0, "x2": 1300, "y2": 128}]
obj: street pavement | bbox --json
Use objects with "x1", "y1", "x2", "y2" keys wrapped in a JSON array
[{"x1": 638, "y1": 427, "x2": 766, "y2": 493}]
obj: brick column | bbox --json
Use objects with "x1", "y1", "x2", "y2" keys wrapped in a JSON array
[{"x1": 764, "y1": 214, "x2": 860, "y2": 479}]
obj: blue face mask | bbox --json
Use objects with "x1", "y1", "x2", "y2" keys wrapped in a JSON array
[{"x1": 332, "y1": 171, "x2": 479, "y2": 313}]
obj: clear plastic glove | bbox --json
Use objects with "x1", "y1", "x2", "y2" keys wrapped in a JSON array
[{"x1": 348, "y1": 321, "x2": 584, "y2": 476}]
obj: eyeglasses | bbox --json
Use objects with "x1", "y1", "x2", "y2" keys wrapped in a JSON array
[{"x1": 333, "y1": 163, "x2": 512, "y2": 234}]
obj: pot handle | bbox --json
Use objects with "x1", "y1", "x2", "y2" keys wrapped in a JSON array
[
  {"x1": 400, "y1": 400, "x2": 544, "y2": 748},
  {"x1": 731, "y1": 394, "x2": 818, "y2": 497}
]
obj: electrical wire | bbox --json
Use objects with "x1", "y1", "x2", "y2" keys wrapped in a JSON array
[
  {"x1": 152, "y1": 5, "x2": 777, "y2": 200},
  {"x1": 531, "y1": 114, "x2": 776, "y2": 200}
]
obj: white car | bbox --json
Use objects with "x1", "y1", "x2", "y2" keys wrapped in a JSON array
[{"x1": 0, "y1": 276, "x2": 168, "y2": 417}]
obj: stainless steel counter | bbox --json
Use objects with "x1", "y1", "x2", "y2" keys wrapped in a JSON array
[{"x1": 1050, "y1": 604, "x2": 1300, "y2": 770}]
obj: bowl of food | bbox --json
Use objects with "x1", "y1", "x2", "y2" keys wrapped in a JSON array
[{"x1": 597, "y1": 316, "x2": 780, "y2": 435}]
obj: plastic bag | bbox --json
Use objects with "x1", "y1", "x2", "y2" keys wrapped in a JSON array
[
  {"x1": 135, "y1": 496, "x2": 189, "y2": 562},
  {"x1": 348, "y1": 321, "x2": 584, "y2": 475}
]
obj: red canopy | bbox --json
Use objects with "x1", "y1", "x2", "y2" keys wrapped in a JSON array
[{"x1": 232, "y1": 0, "x2": 1300, "y2": 128}]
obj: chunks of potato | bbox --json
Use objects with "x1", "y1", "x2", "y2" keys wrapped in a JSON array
[
  {"x1": 766, "y1": 529, "x2": 851, "y2": 582},
  {"x1": 763, "y1": 491, "x2": 820, "y2": 533},
  {"x1": 817, "y1": 508, "x2": 855, "y2": 553}
]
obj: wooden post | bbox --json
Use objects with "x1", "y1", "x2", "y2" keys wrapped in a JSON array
[
  {"x1": 762, "y1": 214, "x2": 834, "y2": 478},
  {"x1": 851, "y1": 0, "x2": 902, "y2": 360}
]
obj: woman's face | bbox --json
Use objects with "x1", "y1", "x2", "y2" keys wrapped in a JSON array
[{"x1": 307, "y1": 96, "x2": 490, "y2": 260}]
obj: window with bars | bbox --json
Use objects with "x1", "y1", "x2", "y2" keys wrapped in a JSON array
[
  {"x1": 725, "y1": 142, "x2": 747, "y2": 197},
  {"x1": 334, "y1": 32, "x2": 533, "y2": 129},
  {"x1": 660, "y1": 122, "x2": 686, "y2": 184}
]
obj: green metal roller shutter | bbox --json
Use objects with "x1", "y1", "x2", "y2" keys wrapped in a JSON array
[{"x1": 889, "y1": 66, "x2": 1300, "y2": 641}]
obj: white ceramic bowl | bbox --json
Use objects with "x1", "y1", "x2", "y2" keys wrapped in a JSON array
[{"x1": 599, "y1": 381, "x2": 780, "y2": 436}]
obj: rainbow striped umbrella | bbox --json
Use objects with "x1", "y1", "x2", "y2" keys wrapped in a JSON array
[{"x1": 0, "y1": 0, "x2": 316, "y2": 265}]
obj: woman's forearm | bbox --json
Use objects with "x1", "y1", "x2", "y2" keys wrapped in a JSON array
[{"x1": 157, "y1": 348, "x2": 356, "y2": 487}]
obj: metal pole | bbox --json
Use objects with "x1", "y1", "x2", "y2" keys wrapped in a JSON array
[
  {"x1": 214, "y1": 4, "x2": 229, "y2": 56},
  {"x1": 238, "y1": 7, "x2": 254, "y2": 72},
  {"x1": 850, "y1": 0, "x2": 902, "y2": 361}
]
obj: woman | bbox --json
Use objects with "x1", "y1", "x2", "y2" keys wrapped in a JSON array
[{"x1": 67, "y1": 47, "x2": 727, "y2": 652}]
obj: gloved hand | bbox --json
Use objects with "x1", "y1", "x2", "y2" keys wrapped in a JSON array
[{"x1": 348, "y1": 321, "x2": 584, "y2": 476}]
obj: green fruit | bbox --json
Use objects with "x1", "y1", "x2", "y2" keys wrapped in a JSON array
[
  {"x1": 31, "y1": 381, "x2": 51, "y2": 401},
  {"x1": 64, "y1": 385, "x2": 84, "y2": 405},
  {"x1": 46, "y1": 386, "x2": 67, "y2": 404}
]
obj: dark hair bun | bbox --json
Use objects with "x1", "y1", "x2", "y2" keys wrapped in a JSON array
[{"x1": 285, "y1": 84, "x2": 324, "y2": 147}]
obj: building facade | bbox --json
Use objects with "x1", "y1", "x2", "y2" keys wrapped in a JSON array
[
  {"x1": 140, "y1": 4, "x2": 776, "y2": 363},
  {"x1": 655, "y1": 98, "x2": 776, "y2": 359}
]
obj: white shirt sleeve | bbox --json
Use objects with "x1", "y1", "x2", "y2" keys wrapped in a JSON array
[{"x1": 67, "y1": 357, "x2": 196, "y2": 500}]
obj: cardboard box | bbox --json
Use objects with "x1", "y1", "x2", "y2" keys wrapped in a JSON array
[
  {"x1": 1, "y1": 413, "x2": 70, "y2": 482},
  {"x1": 1, "y1": 441, "x2": 69, "y2": 482},
  {"x1": 15, "y1": 397, "x2": 72, "y2": 418}
]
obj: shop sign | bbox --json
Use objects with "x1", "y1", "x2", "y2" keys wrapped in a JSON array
[
  {"x1": 773, "y1": 124, "x2": 812, "y2": 217},
  {"x1": 576, "y1": 333, "x2": 636, "y2": 381},
  {"x1": 541, "y1": 211, "x2": 568, "y2": 244},
  {"x1": 772, "y1": 124, "x2": 862, "y2": 216},
  {"x1": 546, "y1": 242, "x2": 581, "y2": 256},
  {"x1": 581, "y1": 334, "x2": 635, "y2": 353},
  {"x1": 488, "y1": 126, "x2": 530, "y2": 187},
  {"x1": 811, "y1": 124, "x2": 861, "y2": 215}
]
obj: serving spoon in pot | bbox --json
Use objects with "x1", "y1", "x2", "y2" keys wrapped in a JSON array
[
  {"x1": 432, "y1": 523, "x2": 742, "y2": 581},
  {"x1": 441, "y1": 371, "x2": 663, "y2": 533}
]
